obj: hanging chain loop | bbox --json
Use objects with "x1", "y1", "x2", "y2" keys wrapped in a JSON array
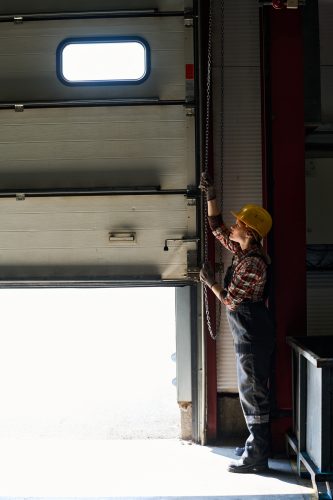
[
  {"x1": 202, "y1": 0, "x2": 217, "y2": 341},
  {"x1": 215, "y1": 0, "x2": 225, "y2": 336}
]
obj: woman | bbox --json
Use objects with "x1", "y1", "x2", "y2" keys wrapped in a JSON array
[{"x1": 199, "y1": 172, "x2": 275, "y2": 474}]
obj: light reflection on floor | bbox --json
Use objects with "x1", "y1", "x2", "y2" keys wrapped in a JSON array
[{"x1": 0, "y1": 439, "x2": 315, "y2": 499}]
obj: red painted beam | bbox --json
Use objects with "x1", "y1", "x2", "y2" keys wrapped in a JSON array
[
  {"x1": 260, "y1": 7, "x2": 307, "y2": 452},
  {"x1": 205, "y1": 232, "x2": 217, "y2": 443},
  {"x1": 204, "y1": 92, "x2": 217, "y2": 444},
  {"x1": 199, "y1": 0, "x2": 217, "y2": 443}
]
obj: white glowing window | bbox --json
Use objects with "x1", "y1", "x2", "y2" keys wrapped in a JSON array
[{"x1": 58, "y1": 38, "x2": 149, "y2": 84}]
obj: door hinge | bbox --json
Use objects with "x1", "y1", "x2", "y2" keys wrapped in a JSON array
[
  {"x1": 187, "y1": 250, "x2": 200, "y2": 281},
  {"x1": 184, "y1": 16, "x2": 193, "y2": 27},
  {"x1": 14, "y1": 16, "x2": 23, "y2": 24},
  {"x1": 15, "y1": 104, "x2": 24, "y2": 112},
  {"x1": 185, "y1": 106, "x2": 195, "y2": 117},
  {"x1": 187, "y1": 198, "x2": 196, "y2": 207}
]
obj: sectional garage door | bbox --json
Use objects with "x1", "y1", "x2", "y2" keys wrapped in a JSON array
[{"x1": 0, "y1": 1, "x2": 197, "y2": 283}]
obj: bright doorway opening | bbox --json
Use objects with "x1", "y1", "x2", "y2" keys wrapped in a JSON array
[
  {"x1": 0, "y1": 287, "x2": 179, "y2": 439},
  {"x1": 0, "y1": 288, "x2": 314, "y2": 499}
]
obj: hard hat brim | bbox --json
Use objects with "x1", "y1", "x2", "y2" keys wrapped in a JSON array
[
  {"x1": 231, "y1": 210, "x2": 240, "y2": 220},
  {"x1": 230, "y1": 210, "x2": 263, "y2": 239}
]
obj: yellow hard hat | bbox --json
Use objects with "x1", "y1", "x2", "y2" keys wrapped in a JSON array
[{"x1": 231, "y1": 204, "x2": 272, "y2": 238}]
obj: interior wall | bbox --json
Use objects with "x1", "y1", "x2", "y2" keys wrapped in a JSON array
[
  {"x1": 319, "y1": 0, "x2": 333, "y2": 122},
  {"x1": 306, "y1": 0, "x2": 333, "y2": 337},
  {"x1": 306, "y1": 158, "x2": 333, "y2": 244},
  {"x1": 212, "y1": 0, "x2": 263, "y2": 393}
]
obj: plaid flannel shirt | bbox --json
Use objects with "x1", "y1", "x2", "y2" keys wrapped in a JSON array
[{"x1": 208, "y1": 214, "x2": 268, "y2": 311}]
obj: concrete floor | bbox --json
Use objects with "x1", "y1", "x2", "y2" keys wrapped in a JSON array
[{"x1": 0, "y1": 439, "x2": 315, "y2": 499}]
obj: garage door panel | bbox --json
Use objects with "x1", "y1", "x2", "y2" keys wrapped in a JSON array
[
  {"x1": 0, "y1": 253, "x2": 189, "y2": 280},
  {"x1": 1, "y1": 140, "x2": 185, "y2": 161},
  {"x1": 0, "y1": 262, "x2": 165, "y2": 279},
  {"x1": 0, "y1": 106, "x2": 192, "y2": 190},
  {"x1": 0, "y1": 54, "x2": 185, "y2": 81},
  {"x1": 0, "y1": 121, "x2": 184, "y2": 143},
  {"x1": 0, "y1": 105, "x2": 186, "y2": 125},
  {"x1": 0, "y1": 229, "x2": 188, "y2": 250},
  {"x1": 0, "y1": 167, "x2": 187, "y2": 192},
  {"x1": 0, "y1": 17, "x2": 185, "y2": 38},
  {"x1": 0, "y1": 0, "x2": 186, "y2": 14},
  {"x1": 1, "y1": 81, "x2": 185, "y2": 104},
  {"x1": 0, "y1": 195, "x2": 196, "y2": 280},
  {"x1": 0, "y1": 17, "x2": 187, "y2": 102},
  {"x1": 0, "y1": 195, "x2": 188, "y2": 213},
  {"x1": 0, "y1": 263, "x2": 188, "y2": 282},
  {"x1": 0, "y1": 211, "x2": 188, "y2": 232},
  {"x1": 0, "y1": 246, "x2": 187, "y2": 263},
  {"x1": 0, "y1": 2, "x2": 197, "y2": 283},
  {"x1": 0, "y1": 31, "x2": 186, "y2": 57}
]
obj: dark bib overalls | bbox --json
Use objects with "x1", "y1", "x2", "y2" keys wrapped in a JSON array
[{"x1": 224, "y1": 253, "x2": 275, "y2": 462}]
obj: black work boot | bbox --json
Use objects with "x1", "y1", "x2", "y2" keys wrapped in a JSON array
[
  {"x1": 228, "y1": 457, "x2": 268, "y2": 474},
  {"x1": 228, "y1": 423, "x2": 270, "y2": 474},
  {"x1": 234, "y1": 446, "x2": 245, "y2": 456}
]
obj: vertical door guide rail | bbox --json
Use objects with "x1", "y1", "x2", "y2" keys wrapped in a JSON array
[{"x1": 199, "y1": 0, "x2": 217, "y2": 443}]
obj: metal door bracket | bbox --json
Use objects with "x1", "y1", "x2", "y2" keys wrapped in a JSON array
[
  {"x1": 14, "y1": 16, "x2": 23, "y2": 23},
  {"x1": 14, "y1": 104, "x2": 24, "y2": 112},
  {"x1": 184, "y1": 16, "x2": 193, "y2": 27},
  {"x1": 16, "y1": 193, "x2": 26, "y2": 201},
  {"x1": 164, "y1": 237, "x2": 199, "y2": 251},
  {"x1": 185, "y1": 106, "x2": 195, "y2": 117},
  {"x1": 187, "y1": 250, "x2": 200, "y2": 281},
  {"x1": 187, "y1": 198, "x2": 196, "y2": 207}
]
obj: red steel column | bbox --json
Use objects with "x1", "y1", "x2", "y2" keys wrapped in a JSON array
[
  {"x1": 260, "y1": 7, "x2": 307, "y2": 452},
  {"x1": 205, "y1": 227, "x2": 217, "y2": 443},
  {"x1": 199, "y1": 0, "x2": 217, "y2": 443}
]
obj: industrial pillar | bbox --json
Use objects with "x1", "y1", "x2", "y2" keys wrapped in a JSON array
[{"x1": 260, "y1": 5, "x2": 307, "y2": 452}]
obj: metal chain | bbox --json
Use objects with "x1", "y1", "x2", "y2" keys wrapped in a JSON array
[
  {"x1": 219, "y1": 0, "x2": 224, "y2": 221},
  {"x1": 202, "y1": 0, "x2": 217, "y2": 341},
  {"x1": 214, "y1": 0, "x2": 225, "y2": 336}
]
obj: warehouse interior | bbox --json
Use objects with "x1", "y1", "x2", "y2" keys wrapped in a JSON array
[{"x1": 0, "y1": 0, "x2": 331, "y2": 498}]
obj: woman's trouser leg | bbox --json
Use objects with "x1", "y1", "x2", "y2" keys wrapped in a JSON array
[{"x1": 236, "y1": 348, "x2": 272, "y2": 462}]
